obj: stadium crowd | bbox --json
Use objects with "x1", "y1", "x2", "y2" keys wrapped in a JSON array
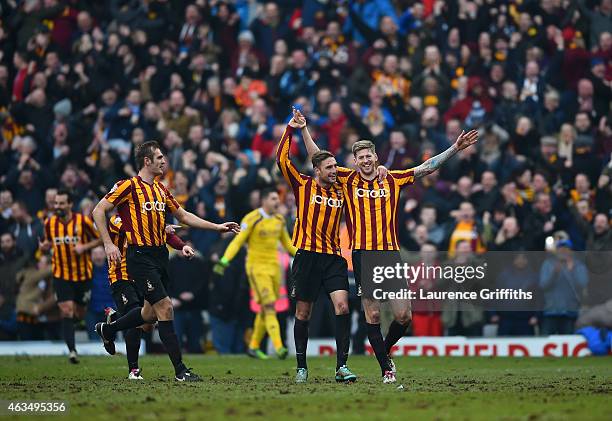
[{"x1": 0, "y1": 0, "x2": 611, "y2": 351}]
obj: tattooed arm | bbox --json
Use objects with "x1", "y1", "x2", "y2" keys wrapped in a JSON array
[{"x1": 413, "y1": 130, "x2": 479, "y2": 179}]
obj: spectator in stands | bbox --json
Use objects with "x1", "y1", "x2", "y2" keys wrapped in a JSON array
[
  {"x1": 524, "y1": 193, "x2": 560, "y2": 250},
  {"x1": 441, "y1": 240, "x2": 485, "y2": 336},
  {"x1": 0, "y1": 233, "x2": 29, "y2": 339},
  {"x1": 418, "y1": 203, "x2": 445, "y2": 247},
  {"x1": 8, "y1": 201, "x2": 42, "y2": 259},
  {"x1": 411, "y1": 242, "x2": 442, "y2": 336},
  {"x1": 168, "y1": 242, "x2": 209, "y2": 354},
  {"x1": 493, "y1": 252, "x2": 538, "y2": 336},
  {"x1": 208, "y1": 233, "x2": 250, "y2": 354},
  {"x1": 15, "y1": 255, "x2": 56, "y2": 340},
  {"x1": 86, "y1": 246, "x2": 115, "y2": 340},
  {"x1": 492, "y1": 217, "x2": 524, "y2": 251},
  {"x1": 446, "y1": 202, "x2": 486, "y2": 257},
  {"x1": 162, "y1": 90, "x2": 201, "y2": 140},
  {"x1": 539, "y1": 239, "x2": 589, "y2": 334},
  {"x1": 0, "y1": 190, "x2": 14, "y2": 235}
]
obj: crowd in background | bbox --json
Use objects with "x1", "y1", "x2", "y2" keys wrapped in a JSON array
[{"x1": 0, "y1": 0, "x2": 611, "y2": 351}]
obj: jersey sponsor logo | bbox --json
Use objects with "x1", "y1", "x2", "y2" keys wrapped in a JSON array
[
  {"x1": 310, "y1": 194, "x2": 343, "y2": 208},
  {"x1": 355, "y1": 188, "x2": 389, "y2": 198},
  {"x1": 146, "y1": 280, "x2": 154, "y2": 292},
  {"x1": 141, "y1": 201, "x2": 166, "y2": 213},
  {"x1": 121, "y1": 293, "x2": 128, "y2": 305},
  {"x1": 53, "y1": 236, "x2": 81, "y2": 245}
]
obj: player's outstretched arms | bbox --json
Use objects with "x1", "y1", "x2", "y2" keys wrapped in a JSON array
[
  {"x1": 413, "y1": 129, "x2": 479, "y2": 178},
  {"x1": 173, "y1": 207, "x2": 240, "y2": 234},
  {"x1": 92, "y1": 198, "x2": 121, "y2": 266}
]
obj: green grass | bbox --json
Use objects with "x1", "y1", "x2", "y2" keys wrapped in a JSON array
[{"x1": 0, "y1": 355, "x2": 610, "y2": 420}]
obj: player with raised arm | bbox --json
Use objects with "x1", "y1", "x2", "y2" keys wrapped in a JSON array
[
  {"x1": 39, "y1": 189, "x2": 102, "y2": 364},
  {"x1": 277, "y1": 109, "x2": 357, "y2": 384},
  {"x1": 92, "y1": 141, "x2": 239, "y2": 382},
  {"x1": 214, "y1": 188, "x2": 297, "y2": 360},
  {"x1": 299, "y1": 108, "x2": 478, "y2": 383},
  {"x1": 105, "y1": 215, "x2": 195, "y2": 380}
]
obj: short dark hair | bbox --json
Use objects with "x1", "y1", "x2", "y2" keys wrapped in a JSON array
[
  {"x1": 55, "y1": 188, "x2": 73, "y2": 204},
  {"x1": 311, "y1": 150, "x2": 335, "y2": 169},
  {"x1": 261, "y1": 187, "x2": 278, "y2": 200},
  {"x1": 135, "y1": 141, "x2": 161, "y2": 170},
  {"x1": 1, "y1": 232, "x2": 15, "y2": 241},
  {"x1": 12, "y1": 200, "x2": 28, "y2": 213}
]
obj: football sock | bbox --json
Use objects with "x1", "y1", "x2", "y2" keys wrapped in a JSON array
[
  {"x1": 125, "y1": 328, "x2": 142, "y2": 371},
  {"x1": 263, "y1": 311, "x2": 283, "y2": 351},
  {"x1": 384, "y1": 320, "x2": 411, "y2": 355},
  {"x1": 366, "y1": 323, "x2": 391, "y2": 375},
  {"x1": 335, "y1": 313, "x2": 350, "y2": 370},
  {"x1": 107, "y1": 307, "x2": 145, "y2": 335},
  {"x1": 62, "y1": 317, "x2": 75, "y2": 352},
  {"x1": 158, "y1": 320, "x2": 186, "y2": 375},
  {"x1": 294, "y1": 318, "x2": 309, "y2": 369},
  {"x1": 249, "y1": 313, "x2": 266, "y2": 350}
]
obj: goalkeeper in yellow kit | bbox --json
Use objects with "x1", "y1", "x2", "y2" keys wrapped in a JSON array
[{"x1": 215, "y1": 188, "x2": 296, "y2": 359}]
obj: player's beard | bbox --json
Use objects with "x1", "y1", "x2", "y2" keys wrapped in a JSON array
[{"x1": 55, "y1": 209, "x2": 66, "y2": 217}]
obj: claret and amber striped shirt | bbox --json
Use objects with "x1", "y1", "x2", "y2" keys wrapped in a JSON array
[
  {"x1": 44, "y1": 213, "x2": 99, "y2": 282},
  {"x1": 106, "y1": 214, "x2": 186, "y2": 284},
  {"x1": 107, "y1": 215, "x2": 128, "y2": 284},
  {"x1": 336, "y1": 167, "x2": 415, "y2": 250},
  {"x1": 276, "y1": 126, "x2": 344, "y2": 255},
  {"x1": 104, "y1": 176, "x2": 181, "y2": 247}
]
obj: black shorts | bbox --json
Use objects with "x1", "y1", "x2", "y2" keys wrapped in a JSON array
[
  {"x1": 110, "y1": 280, "x2": 143, "y2": 314},
  {"x1": 53, "y1": 278, "x2": 92, "y2": 305},
  {"x1": 290, "y1": 249, "x2": 348, "y2": 302},
  {"x1": 126, "y1": 245, "x2": 170, "y2": 305},
  {"x1": 352, "y1": 250, "x2": 404, "y2": 299}
]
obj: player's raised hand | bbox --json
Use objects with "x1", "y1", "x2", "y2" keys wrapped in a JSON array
[
  {"x1": 217, "y1": 222, "x2": 240, "y2": 234},
  {"x1": 376, "y1": 165, "x2": 388, "y2": 182},
  {"x1": 288, "y1": 107, "x2": 306, "y2": 129},
  {"x1": 38, "y1": 236, "x2": 50, "y2": 252},
  {"x1": 104, "y1": 242, "x2": 121, "y2": 266},
  {"x1": 74, "y1": 243, "x2": 87, "y2": 255},
  {"x1": 165, "y1": 224, "x2": 182, "y2": 235},
  {"x1": 455, "y1": 129, "x2": 479, "y2": 150},
  {"x1": 294, "y1": 108, "x2": 307, "y2": 127},
  {"x1": 181, "y1": 245, "x2": 195, "y2": 259}
]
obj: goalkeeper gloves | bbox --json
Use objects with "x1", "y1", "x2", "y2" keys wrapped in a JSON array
[{"x1": 213, "y1": 257, "x2": 229, "y2": 276}]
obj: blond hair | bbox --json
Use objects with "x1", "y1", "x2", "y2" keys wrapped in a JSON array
[{"x1": 352, "y1": 140, "x2": 376, "y2": 156}]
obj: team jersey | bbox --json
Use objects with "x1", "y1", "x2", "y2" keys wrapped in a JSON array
[
  {"x1": 106, "y1": 214, "x2": 185, "y2": 284},
  {"x1": 336, "y1": 167, "x2": 415, "y2": 250},
  {"x1": 222, "y1": 208, "x2": 297, "y2": 267},
  {"x1": 276, "y1": 126, "x2": 344, "y2": 255},
  {"x1": 104, "y1": 176, "x2": 181, "y2": 247},
  {"x1": 107, "y1": 215, "x2": 128, "y2": 284},
  {"x1": 44, "y1": 213, "x2": 99, "y2": 282}
]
